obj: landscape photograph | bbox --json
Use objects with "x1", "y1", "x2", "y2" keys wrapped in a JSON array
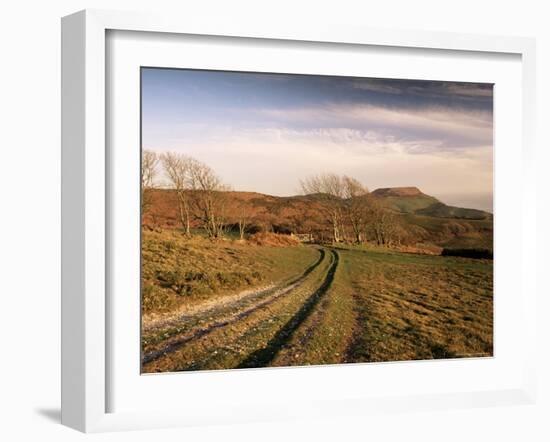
[{"x1": 140, "y1": 68, "x2": 494, "y2": 373}]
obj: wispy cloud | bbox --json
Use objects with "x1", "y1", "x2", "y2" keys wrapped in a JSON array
[
  {"x1": 258, "y1": 102, "x2": 492, "y2": 151},
  {"x1": 350, "y1": 78, "x2": 494, "y2": 100},
  {"x1": 142, "y1": 68, "x2": 493, "y2": 209},
  {"x1": 351, "y1": 80, "x2": 404, "y2": 95},
  {"x1": 444, "y1": 83, "x2": 494, "y2": 98},
  {"x1": 146, "y1": 125, "x2": 493, "y2": 205}
]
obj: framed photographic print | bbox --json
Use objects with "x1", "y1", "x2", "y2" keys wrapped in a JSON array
[
  {"x1": 61, "y1": 9, "x2": 538, "y2": 432},
  {"x1": 139, "y1": 69, "x2": 495, "y2": 374}
]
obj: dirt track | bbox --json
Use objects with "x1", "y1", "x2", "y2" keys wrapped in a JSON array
[{"x1": 142, "y1": 246, "x2": 339, "y2": 371}]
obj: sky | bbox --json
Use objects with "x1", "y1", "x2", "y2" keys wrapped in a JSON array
[{"x1": 142, "y1": 68, "x2": 494, "y2": 211}]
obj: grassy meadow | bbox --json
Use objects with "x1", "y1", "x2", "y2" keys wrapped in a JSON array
[
  {"x1": 139, "y1": 71, "x2": 495, "y2": 374},
  {"x1": 141, "y1": 227, "x2": 493, "y2": 373}
]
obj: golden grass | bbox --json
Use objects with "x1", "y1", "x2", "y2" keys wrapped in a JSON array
[
  {"x1": 141, "y1": 234, "x2": 493, "y2": 372},
  {"x1": 141, "y1": 229, "x2": 318, "y2": 315},
  {"x1": 142, "y1": 247, "x2": 333, "y2": 372},
  {"x1": 341, "y1": 246, "x2": 493, "y2": 362}
]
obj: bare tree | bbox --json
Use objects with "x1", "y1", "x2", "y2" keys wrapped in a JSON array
[
  {"x1": 188, "y1": 159, "x2": 229, "y2": 239},
  {"x1": 161, "y1": 152, "x2": 192, "y2": 236},
  {"x1": 141, "y1": 150, "x2": 159, "y2": 217},
  {"x1": 230, "y1": 201, "x2": 252, "y2": 240},
  {"x1": 301, "y1": 173, "x2": 345, "y2": 243},
  {"x1": 369, "y1": 198, "x2": 400, "y2": 246},
  {"x1": 342, "y1": 176, "x2": 370, "y2": 244},
  {"x1": 253, "y1": 209, "x2": 277, "y2": 234}
]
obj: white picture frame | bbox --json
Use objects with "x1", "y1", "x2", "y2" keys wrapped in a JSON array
[{"x1": 61, "y1": 9, "x2": 538, "y2": 433}]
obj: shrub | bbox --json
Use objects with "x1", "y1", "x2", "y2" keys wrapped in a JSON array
[
  {"x1": 156, "y1": 269, "x2": 212, "y2": 295},
  {"x1": 141, "y1": 283, "x2": 178, "y2": 312},
  {"x1": 441, "y1": 248, "x2": 493, "y2": 259},
  {"x1": 248, "y1": 232, "x2": 300, "y2": 247}
]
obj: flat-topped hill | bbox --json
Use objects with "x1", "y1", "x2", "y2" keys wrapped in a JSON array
[
  {"x1": 371, "y1": 187, "x2": 491, "y2": 221},
  {"x1": 372, "y1": 186, "x2": 424, "y2": 197}
]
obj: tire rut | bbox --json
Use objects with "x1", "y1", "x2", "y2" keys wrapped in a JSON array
[
  {"x1": 142, "y1": 247, "x2": 327, "y2": 366},
  {"x1": 237, "y1": 249, "x2": 340, "y2": 369},
  {"x1": 143, "y1": 247, "x2": 325, "y2": 335}
]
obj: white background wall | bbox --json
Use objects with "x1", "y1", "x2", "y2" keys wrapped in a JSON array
[{"x1": 0, "y1": 1, "x2": 548, "y2": 441}]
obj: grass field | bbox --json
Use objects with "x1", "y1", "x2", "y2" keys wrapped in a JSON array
[
  {"x1": 141, "y1": 229, "x2": 319, "y2": 315},
  {"x1": 336, "y1": 245, "x2": 493, "y2": 362},
  {"x1": 141, "y1": 231, "x2": 493, "y2": 373}
]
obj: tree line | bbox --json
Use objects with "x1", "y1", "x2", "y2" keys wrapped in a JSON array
[
  {"x1": 142, "y1": 150, "x2": 403, "y2": 246},
  {"x1": 142, "y1": 150, "x2": 248, "y2": 240},
  {"x1": 300, "y1": 173, "x2": 402, "y2": 246}
]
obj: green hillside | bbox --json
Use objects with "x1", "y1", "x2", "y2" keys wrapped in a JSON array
[
  {"x1": 416, "y1": 202, "x2": 490, "y2": 220},
  {"x1": 377, "y1": 194, "x2": 440, "y2": 213},
  {"x1": 372, "y1": 187, "x2": 491, "y2": 220},
  {"x1": 400, "y1": 213, "x2": 493, "y2": 250}
]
